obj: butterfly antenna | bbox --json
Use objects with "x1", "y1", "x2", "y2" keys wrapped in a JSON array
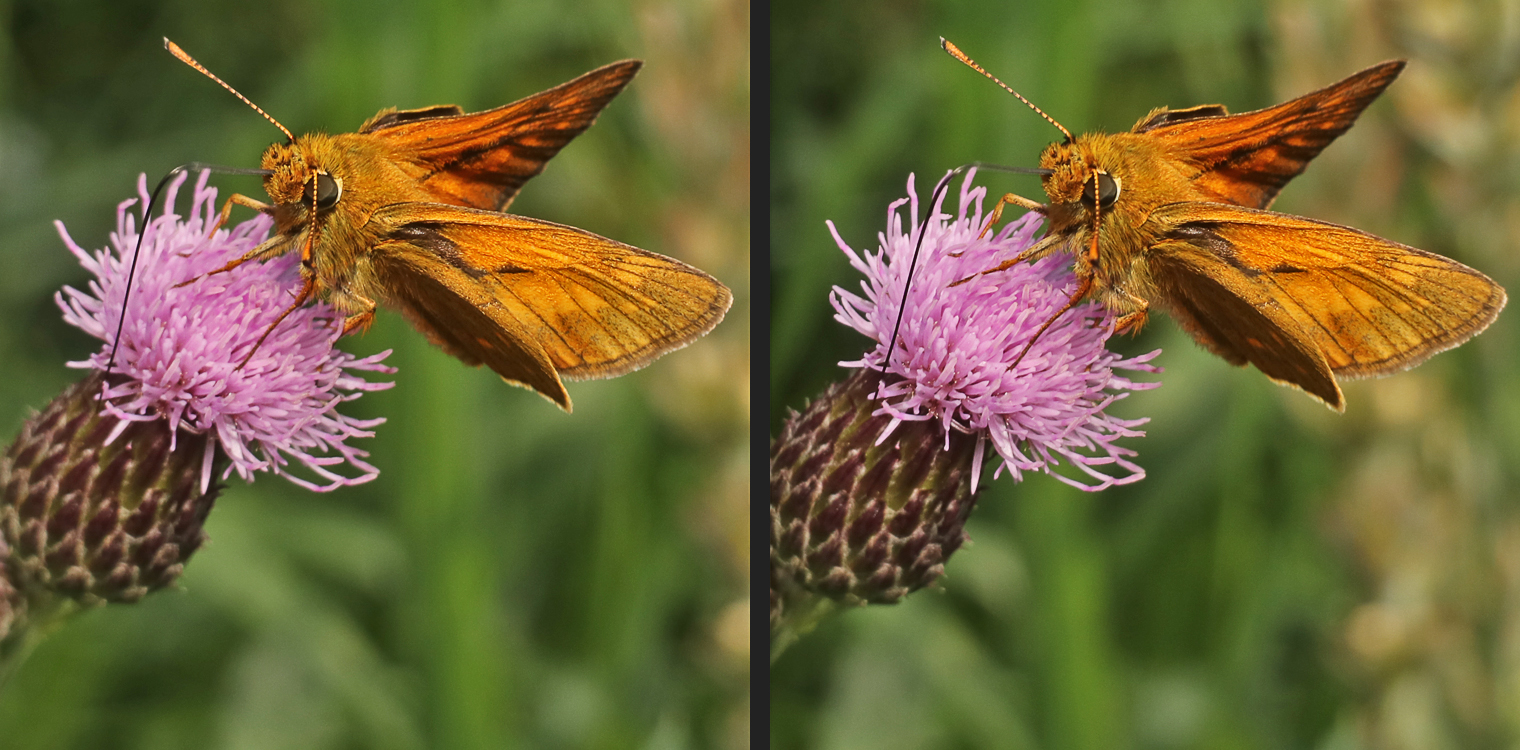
[
  {"x1": 105, "y1": 162, "x2": 275, "y2": 375},
  {"x1": 967, "y1": 162, "x2": 1054, "y2": 178},
  {"x1": 164, "y1": 38, "x2": 294, "y2": 142},
  {"x1": 884, "y1": 165, "x2": 978, "y2": 373},
  {"x1": 941, "y1": 38, "x2": 1072, "y2": 141}
]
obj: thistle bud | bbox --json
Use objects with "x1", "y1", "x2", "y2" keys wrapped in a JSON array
[
  {"x1": 771, "y1": 369, "x2": 979, "y2": 620},
  {"x1": 0, "y1": 550, "x2": 22, "y2": 644},
  {"x1": 1, "y1": 373, "x2": 224, "y2": 613}
]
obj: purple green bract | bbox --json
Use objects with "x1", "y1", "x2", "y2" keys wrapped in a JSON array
[
  {"x1": 829, "y1": 170, "x2": 1162, "y2": 491},
  {"x1": 55, "y1": 172, "x2": 395, "y2": 492}
]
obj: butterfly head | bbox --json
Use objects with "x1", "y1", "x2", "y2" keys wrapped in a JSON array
[
  {"x1": 1038, "y1": 138, "x2": 1123, "y2": 232},
  {"x1": 261, "y1": 139, "x2": 345, "y2": 231}
]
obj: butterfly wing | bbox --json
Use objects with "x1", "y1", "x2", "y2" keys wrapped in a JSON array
[
  {"x1": 362, "y1": 60, "x2": 643, "y2": 212},
  {"x1": 1145, "y1": 202, "x2": 1505, "y2": 408},
  {"x1": 369, "y1": 234, "x2": 572, "y2": 409},
  {"x1": 371, "y1": 202, "x2": 731, "y2": 386},
  {"x1": 1137, "y1": 60, "x2": 1405, "y2": 210},
  {"x1": 1147, "y1": 234, "x2": 1344, "y2": 408}
]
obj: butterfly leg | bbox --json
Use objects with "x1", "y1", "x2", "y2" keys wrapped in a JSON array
[
  {"x1": 1005, "y1": 213, "x2": 1105, "y2": 368},
  {"x1": 210, "y1": 193, "x2": 272, "y2": 233},
  {"x1": 1113, "y1": 292, "x2": 1150, "y2": 334},
  {"x1": 172, "y1": 240, "x2": 289, "y2": 288},
  {"x1": 236, "y1": 274, "x2": 316, "y2": 369},
  {"x1": 1005, "y1": 271, "x2": 1096, "y2": 370},
  {"x1": 339, "y1": 296, "x2": 378, "y2": 336},
  {"x1": 977, "y1": 193, "x2": 1046, "y2": 240},
  {"x1": 948, "y1": 232, "x2": 1062, "y2": 287},
  {"x1": 170, "y1": 195, "x2": 279, "y2": 286},
  {"x1": 172, "y1": 228, "x2": 291, "y2": 290}
]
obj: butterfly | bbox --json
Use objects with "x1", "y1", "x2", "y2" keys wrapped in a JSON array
[
  {"x1": 940, "y1": 39, "x2": 1505, "y2": 411},
  {"x1": 162, "y1": 39, "x2": 731, "y2": 412}
]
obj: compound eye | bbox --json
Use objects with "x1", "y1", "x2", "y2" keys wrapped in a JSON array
[
  {"x1": 1082, "y1": 171, "x2": 1120, "y2": 208},
  {"x1": 303, "y1": 171, "x2": 341, "y2": 210}
]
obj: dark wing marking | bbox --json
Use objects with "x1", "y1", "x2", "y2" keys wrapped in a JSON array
[
  {"x1": 359, "y1": 105, "x2": 466, "y2": 133},
  {"x1": 1134, "y1": 104, "x2": 1230, "y2": 132}
]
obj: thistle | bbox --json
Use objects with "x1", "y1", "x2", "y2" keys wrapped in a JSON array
[
  {"x1": 0, "y1": 172, "x2": 394, "y2": 678},
  {"x1": 771, "y1": 171, "x2": 1161, "y2": 654}
]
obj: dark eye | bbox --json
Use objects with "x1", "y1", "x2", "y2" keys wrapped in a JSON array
[
  {"x1": 303, "y1": 172, "x2": 341, "y2": 210},
  {"x1": 1081, "y1": 171, "x2": 1119, "y2": 208}
]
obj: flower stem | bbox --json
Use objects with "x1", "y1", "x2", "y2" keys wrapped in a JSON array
[
  {"x1": 770, "y1": 573, "x2": 837, "y2": 662},
  {"x1": 0, "y1": 597, "x2": 74, "y2": 694}
]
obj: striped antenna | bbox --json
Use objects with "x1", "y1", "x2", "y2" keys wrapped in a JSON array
[
  {"x1": 164, "y1": 38, "x2": 294, "y2": 142},
  {"x1": 941, "y1": 38, "x2": 1072, "y2": 141}
]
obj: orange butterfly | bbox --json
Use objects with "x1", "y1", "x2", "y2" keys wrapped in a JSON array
[
  {"x1": 944, "y1": 40, "x2": 1504, "y2": 411},
  {"x1": 165, "y1": 40, "x2": 730, "y2": 411}
]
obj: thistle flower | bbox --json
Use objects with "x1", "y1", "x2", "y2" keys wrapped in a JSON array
[
  {"x1": 0, "y1": 172, "x2": 394, "y2": 657},
  {"x1": 55, "y1": 171, "x2": 394, "y2": 491},
  {"x1": 830, "y1": 170, "x2": 1161, "y2": 492},
  {"x1": 772, "y1": 171, "x2": 1161, "y2": 651}
]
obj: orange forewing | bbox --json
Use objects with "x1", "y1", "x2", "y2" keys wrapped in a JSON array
[
  {"x1": 362, "y1": 61, "x2": 643, "y2": 212},
  {"x1": 948, "y1": 43, "x2": 1505, "y2": 411},
  {"x1": 172, "y1": 42, "x2": 730, "y2": 411},
  {"x1": 1138, "y1": 60, "x2": 1406, "y2": 210}
]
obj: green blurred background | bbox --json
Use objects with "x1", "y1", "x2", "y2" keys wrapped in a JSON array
[
  {"x1": 0, "y1": 1, "x2": 748, "y2": 748},
  {"x1": 773, "y1": 0, "x2": 1520, "y2": 748}
]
